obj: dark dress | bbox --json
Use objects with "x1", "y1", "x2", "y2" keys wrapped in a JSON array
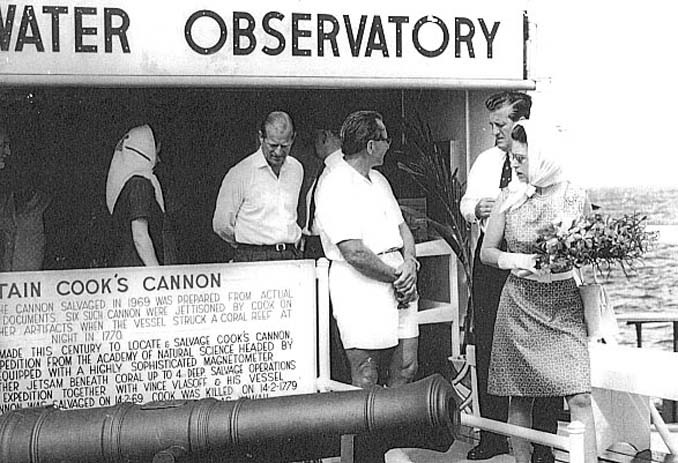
[{"x1": 111, "y1": 176, "x2": 174, "y2": 267}]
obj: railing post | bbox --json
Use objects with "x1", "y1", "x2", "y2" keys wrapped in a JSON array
[
  {"x1": 567, "y1": 421, "x2": 586, "y2": 463},
  {"x1": 316, "y1": 258, "x2": 331, "y2": 391}
]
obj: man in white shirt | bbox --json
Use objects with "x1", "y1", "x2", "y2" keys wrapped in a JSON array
[
  {"x1": 316, "y1": 110, "x2": 419, "y2": 389},
  {"x1": 213, "y1": 111, "x2": 303, "y2": 262},
  {"x1": 302, "y1": 127, "x2": 344, "y2": 260},
  {"x1": 461, "y1": 92, "x2": 559, "y2": 463}
]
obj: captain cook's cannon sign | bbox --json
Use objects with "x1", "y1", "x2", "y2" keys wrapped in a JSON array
[{"x1": 0, "y1": 261, "x2": 317, "y2": 413}]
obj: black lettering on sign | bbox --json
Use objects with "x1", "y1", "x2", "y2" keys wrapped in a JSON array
[
  {"x1": 412, "y1": 15, "x2": 449, "y2": 58},
  {"x1": 178, "y1": 10, "x2": 505, "y2": 61},
  {"x1": 0, "y1": 347, "x2": 22, "y2": 358},
  {"x1": 317, "y1": 13, "x2": 339, "y2": 57},
  {"x1": 291, "y1": 12, "x2": 310, "y2": 57},
  {"x1": 365, "y1": 15, "x2": 387, "y2": 57},
  {"x1": 32, "y1": 346, "x2": 52, "y2": 357},
  {"x1": 15, "y1": 5, "x2": 43, "y2": 52},
  {"x1": 1, "y1": 5, "x2": 130, "y2": 54},
  {"x1": 0, "y1": 281, "x2": 41, "y2": 299},
  {"x1": 233, "y1": 11, "x2": 255, "y2": 55},
  {"x1": 56, "y1": 277, "x2": 114, "y2": 297},
  {"x1": 184, "y1": 9, "x2": 226, "y2": 55},
  {"x1": 387, "y1": 16, "x2": 409, "y2": 58},
  {"x1": 478, "y1": 18, "x2": 500, "y2": 58},
  {"x1": 117, "y1": 276, "x2": 129, "y2": 293},
  {"x1": 104, "y1": 8, "x2": 130, "y2": 53},
  {"x1": 0, "y1": 4, "x2": 17, "y2": 51},
  {"x1": 74, "y1": 6, "x2": 97, "y2": 53},
  {"x1": 262, "y1": 11, "x2": 284, "y2": 56},
  {"x1": 42, "y1": 5, "x2": 67, "y2": 52},
  {"x1": 343, "y1": 14, "x2": 367, "y2": 57},
  {"x1": 455, "y1": 17, "x2": 475, "y2": 58}
]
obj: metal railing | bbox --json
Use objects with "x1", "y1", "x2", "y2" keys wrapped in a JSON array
[{"x1": 463, "y1": 415, "x2": 586, "y2": 463}]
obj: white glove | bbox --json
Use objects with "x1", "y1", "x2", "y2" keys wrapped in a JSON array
[{"x1": 497, "y1": 252, "x2": 537, "y2": 271}]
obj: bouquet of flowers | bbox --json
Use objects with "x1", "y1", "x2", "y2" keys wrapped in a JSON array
[
  {"x1": 536, "y1": 212, "x2": 658, "y2": 342},
  {"x1": 534, "y1": 212, "x2": 659, "y2": 277}
]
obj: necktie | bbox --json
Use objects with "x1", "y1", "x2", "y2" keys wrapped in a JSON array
[
  {"x1": 499, "y1": 153, "x2": 512, "y2": 188},
  {"x1": 307, "y1": 164, "x2": 325, "y2": 232}
]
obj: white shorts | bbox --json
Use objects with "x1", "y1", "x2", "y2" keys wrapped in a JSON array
[{"x1": 329, "y1": 251, "x2": 419, "y2": 350}]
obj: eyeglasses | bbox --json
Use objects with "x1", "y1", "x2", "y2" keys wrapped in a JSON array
[{"x1": 510, "y1": 153, "x2": 528, "y2": 164}]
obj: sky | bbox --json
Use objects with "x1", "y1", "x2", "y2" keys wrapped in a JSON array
[{"x1": 529, "y1": 2, "x2": 678, "y2": 188}]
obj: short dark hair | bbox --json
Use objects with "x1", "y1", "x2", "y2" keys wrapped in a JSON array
[
  {"x1": 511, "y1": 123, "x2": 527, "y2": 144},
  {"x1": 260, "y1": 111, "x2": 295, "y2": 138},
  {"x1": 485, "y1": 92, "x2": 532, "y2": 121},
  {"x1": 340, "y1": 110, "x2": 384, "y2": 156},
  {"x1": 313, "y1": 127, "x2": 340, "y2": 140}
]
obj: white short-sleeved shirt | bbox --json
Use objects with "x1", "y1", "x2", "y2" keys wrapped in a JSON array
[
  {"x1": 460, "y1": 146, "x2": 519, "y2": 232},
  {"x1": 212, "y1": 149, "x2": 303, "y2": 245},
  {"x1": 315, "y1": 162, "x2": 404, "y2": 261},
  {"x1": 315, "y1": 161, "x2": 417, "y2": 349}
]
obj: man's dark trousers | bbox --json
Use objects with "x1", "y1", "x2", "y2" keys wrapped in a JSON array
[{"x1": 472, "y1": 234, "x2": 560, "y2": 453}]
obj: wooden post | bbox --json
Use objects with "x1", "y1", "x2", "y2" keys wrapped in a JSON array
[
  {"x1": 341, "y1": 434, "x2": 357, "y2": 463},
  {"x1": 673, "y1": 322, "x2": 678, "y2": 422},
  {"x1": 316, "y1": 258, "x2": 331, "y2": 391},
  {"x1": 634, "y1": 322, "x2": 643, "y2": 347},
  {"x1": 567, "y1": 421, "x2": 586, "y2": 463}
]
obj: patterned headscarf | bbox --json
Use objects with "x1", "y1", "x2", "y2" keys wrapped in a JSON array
[
  {"x1": 500, "y1": 119, "x2": 566, "y2": 212},
  {"x1": 106, "y1": 124, "x2": 165, "y2": 214}
]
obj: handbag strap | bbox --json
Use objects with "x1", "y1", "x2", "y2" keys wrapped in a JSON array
[
  {"x1": 573, "y1": 267, "x2": 583, "y2": 286},
  {"x1": 573, "y1": 266, "x2": 601, "y2": 286}
]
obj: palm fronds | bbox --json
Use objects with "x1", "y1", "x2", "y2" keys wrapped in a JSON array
[{"x1": 397, "y1": 115, "x2": 472, "y2": 284}]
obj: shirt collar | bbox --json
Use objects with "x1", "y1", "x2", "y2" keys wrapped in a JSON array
[
  {"x1": 337, "y1": 158, "x2": 375, "y2": 185},
  {"x1": 253, "y1": 148, "x2": 269, "y2": 168},
  {"x1": 325, "y1": 149, "x2": 343, "y2": 167},
  {"x1": 253, "y1": 148, "x2": 289, "y2": 175}
]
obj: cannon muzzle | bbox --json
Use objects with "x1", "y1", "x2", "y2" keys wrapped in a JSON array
[{"x1": 0, "y1": 373, "x2": 460, "y2": 462}]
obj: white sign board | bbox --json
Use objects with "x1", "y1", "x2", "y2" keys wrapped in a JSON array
[
  {"x1": 0, "y1": 0, "x2": 527, "y2": 83},
  {"x1": 0, "y1": 260, "x2": 317, "y2": 413}
]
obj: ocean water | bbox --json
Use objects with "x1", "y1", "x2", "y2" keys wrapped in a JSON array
[{"x1": 587, "y1": 186, "x2": 678, "y2": 350}]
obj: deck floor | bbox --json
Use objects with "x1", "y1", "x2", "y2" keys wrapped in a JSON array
[{"x1": 322, "y1": 425, "x2": 676, "y2": 463}]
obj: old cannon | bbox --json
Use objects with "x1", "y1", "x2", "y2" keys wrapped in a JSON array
[{"x1": 0, "y1": 373, "x2": 460, "y2": 462}]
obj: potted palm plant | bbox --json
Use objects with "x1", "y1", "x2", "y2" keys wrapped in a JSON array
[{"x1": 397, "y1": 116, "x2": 477, "y2": 413}]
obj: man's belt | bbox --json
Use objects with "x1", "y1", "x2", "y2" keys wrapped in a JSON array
[{"x1": 236, "y1": 242, "x2": 295, "y2": 252}]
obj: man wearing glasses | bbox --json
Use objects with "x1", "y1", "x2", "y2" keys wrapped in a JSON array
[
  {"x1": 315, "y1": 110, "x2": 419, "y2": 389},
  {"x1": 213, "y1": 111, "x2": 303, "y2": 262}
]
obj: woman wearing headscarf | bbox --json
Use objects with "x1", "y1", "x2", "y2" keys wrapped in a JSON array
[
  {"x1": 106, "y1": 124, "x2": 175, "y2": 267},
  {"x1": 481, "y1": 119, "x2": 596, "y2": 463}
]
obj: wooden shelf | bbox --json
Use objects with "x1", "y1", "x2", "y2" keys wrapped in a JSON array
[
  {"x1": 415, "y1": 238, "x2": 453, "y2": 257},
  {"x1": 415, "y1": 239, "x2": 462, "y2": 357},
  {"x1": 417, "y1": 299, "x2": 455, "y2": 324}
]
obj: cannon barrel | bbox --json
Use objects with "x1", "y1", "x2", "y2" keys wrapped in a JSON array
[{"x1": 0, "y1": 374, "x2": 460, "y2": 462}]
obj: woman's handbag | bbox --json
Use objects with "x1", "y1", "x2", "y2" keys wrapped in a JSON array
[{"x1": 575, "y1": 271, "x2": 619, "y2": 344}]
